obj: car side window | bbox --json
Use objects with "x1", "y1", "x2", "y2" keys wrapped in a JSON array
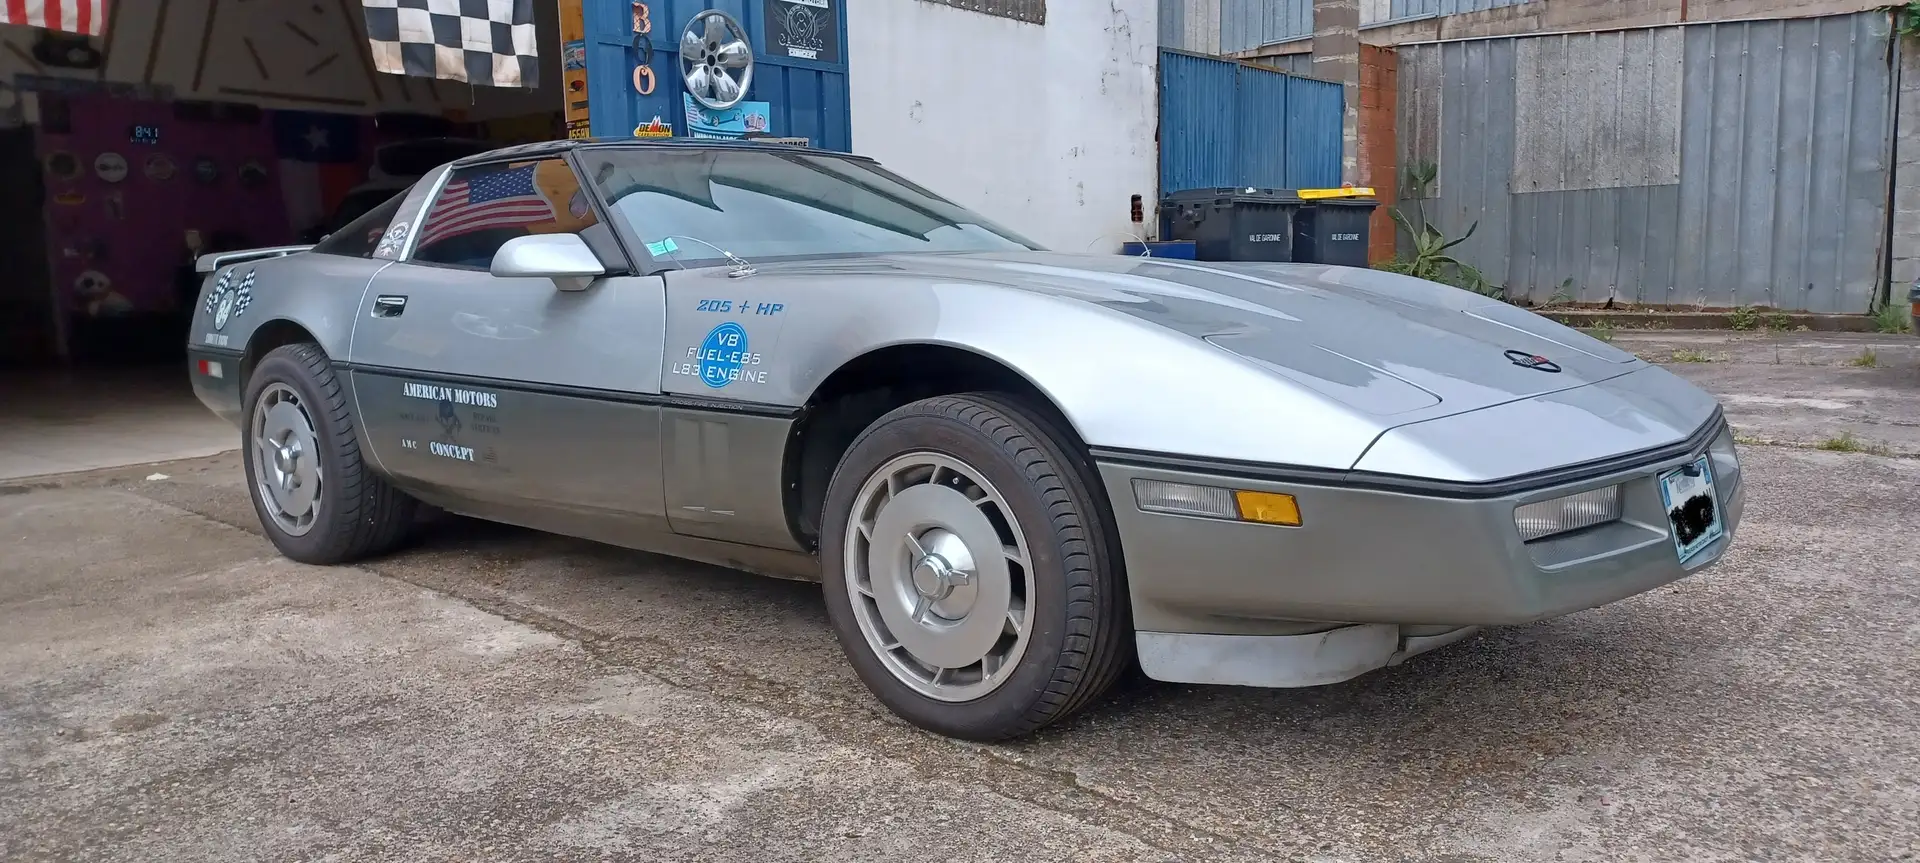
[
  {"x1": 409, "y1": 158, "x2": 602, "y2": 271},
  {"x1": 309, "y1": 190, "x2": 406, "y2": 259}
]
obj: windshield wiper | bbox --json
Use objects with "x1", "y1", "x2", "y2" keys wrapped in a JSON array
[{"x1": 658, "y1": 235, "x2": 758, "y2": 279}]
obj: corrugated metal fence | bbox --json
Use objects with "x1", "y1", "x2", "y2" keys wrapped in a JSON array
[
  {"x1": 1220, "y1": 0, "x2": 1312, "y2": 53},
  {"x1": 1158, "y1": 0, "x2": 1538, "y2": 50},
  {"x1": 1159, "y1": 49, "x2": 1344, "y2": 193},
  {"x1": 1162, "y1": 0, "x2": 1310, "y2": 54},
  {"x1": 1396, "y1": 11, "x2": 1894, "y2": 312},
  {"x1": 1364, "y1": 0, "x2": 1530, "y2": 26}
]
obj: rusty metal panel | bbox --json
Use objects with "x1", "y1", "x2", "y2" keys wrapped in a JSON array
[
  {"x1": 1512, "y1": 28, "x2": 1683, "y2": 193},
  {"x1": 1393, "y1": 11, "x2": 1894, "y2": 313}
]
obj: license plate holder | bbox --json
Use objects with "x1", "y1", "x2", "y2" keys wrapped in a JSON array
[{"x1": 1658, "y1": 455, "x2": 1723, "y2": 563}]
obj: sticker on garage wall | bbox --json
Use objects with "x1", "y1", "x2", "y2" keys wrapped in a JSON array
[
  {"x1": 238, "y1": 160, "x2": 268, "y2": 190},
  {"x1": 45, "y1": 151, "x2": 80, "y2": 181},
  {"x1": 765, "y1": 0, "x2": 838, "y2": 63},
  {"x1": 634, "y1": 116, "x2": 671, "y2": 138},
  {"x1": 74, "y1": 270, "x2": 130, "y2": 318},
  {"x1": 93, "y1": 152, "x2": 126, "y2": 183}
]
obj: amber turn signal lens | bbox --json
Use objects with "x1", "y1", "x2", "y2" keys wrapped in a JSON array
[{"x1": 1233, "y1": 490, "x2": 1302, "y2": 526}]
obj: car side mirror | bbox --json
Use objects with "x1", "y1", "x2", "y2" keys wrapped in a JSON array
[{"x1": 491, "y1": 233, "x2": 606, "y2": 290}]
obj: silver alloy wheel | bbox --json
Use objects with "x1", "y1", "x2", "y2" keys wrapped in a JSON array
[
  {"x1": 679, "y1": 10, "x2": 754, "y2": 111},
  {"x1": 843, "y1": 452, "x2": 1034, "y2": 702},
  {"x1": 251, "y1": 382, "x2": 323, "y2": 537}
]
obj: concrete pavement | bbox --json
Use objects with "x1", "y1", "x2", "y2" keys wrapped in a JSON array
[
  {"x1": 4, "y1": 333, "x2": 1919, "y2": 862},
  {"x1": 1612, "y1": 329, "x2": 1920, "y2": 456}
]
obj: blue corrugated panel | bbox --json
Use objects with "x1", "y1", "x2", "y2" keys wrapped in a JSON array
[
  {"x1": 1159, "y1": 49, "x2": 1344, "y2": 194},
  {"x1": 584, "y1": 0, "x2": 851, "y2": 151},
  {"x1": 1220, "y1": 0, "x2": 1313, "y2": 53},
  {"x1": 1233, "y1": 63, "x2": 1291, "y2": 186},
  {"x1": 1283, "y1": 74, "x2": 1343, "y2": 188},
  {"x1": 1159, "y1": 50, "x2": 1239, "y2": 192}
]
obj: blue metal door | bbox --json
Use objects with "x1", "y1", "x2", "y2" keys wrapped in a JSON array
[
  {"x1": 583, "y1": 0, "x2": 851, "y2": 150},
  {"x1": 1158, "y1": 49, "x2": 1342, "y2": 192}
]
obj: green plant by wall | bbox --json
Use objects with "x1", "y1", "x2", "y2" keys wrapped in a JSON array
[
  {"x1": 1900, "y1": 1, "x2": 1920, "y2": 37},
  {"x1": 1374, "y1": 161, "x2": 1499, "y2": 298},
  {"x1": 1873, "y1": 302, "x2": 1911, "y2": 334}
]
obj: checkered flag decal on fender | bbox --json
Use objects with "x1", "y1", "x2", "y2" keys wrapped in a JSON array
[{"x1": 361, "y1": 0, "x2": 539, "y2": 89}]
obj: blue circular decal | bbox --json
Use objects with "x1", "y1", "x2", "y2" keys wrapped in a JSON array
[{"x1": 698, "y1": 322, "x2": 749, "y2": 388}]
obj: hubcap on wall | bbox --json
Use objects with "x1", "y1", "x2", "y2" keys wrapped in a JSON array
[
  {"x1": 844, "y1": 452, "x2": 1034, "y2": 702},
  {"x1": 251, "y1": 382, "x2": 323, "y2": 537}
]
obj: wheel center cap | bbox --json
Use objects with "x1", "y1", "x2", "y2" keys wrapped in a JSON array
[{"x1": 911, "y1": 554, "x2": 957, "y2": 601}]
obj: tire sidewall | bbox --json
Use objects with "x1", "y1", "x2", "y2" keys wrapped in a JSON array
[
  {"x1": 241, "y1": 347, "x2": 355, "y2": 560},
  {"x1": 819, "y1": 400, "x2": 1094, "y2": 736}
]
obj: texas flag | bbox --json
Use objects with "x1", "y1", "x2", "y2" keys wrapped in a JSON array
[
  {"x1": 2, "y1": 0, "x2": 107, "y2": 36},
  {"x1": 269, "y1": 110, "x2": 371, "y2": 239}
]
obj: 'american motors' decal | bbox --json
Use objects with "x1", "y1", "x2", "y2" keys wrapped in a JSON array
[{"x1": 401, "y1": 382, "x2": 500, "y2": 409}]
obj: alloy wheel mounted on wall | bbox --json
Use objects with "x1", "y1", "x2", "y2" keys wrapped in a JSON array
[{"x1": 680, "y1": 9, "x2": 754, "y2": 111}]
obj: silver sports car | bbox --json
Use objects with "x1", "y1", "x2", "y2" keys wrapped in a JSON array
[{"x1": 186, "y1": 139, "x2": 1744, "y2": 741}]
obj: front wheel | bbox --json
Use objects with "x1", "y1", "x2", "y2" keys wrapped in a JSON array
[{"x1": 819, "y1": 394, "x2": 1130, "y2": 741}]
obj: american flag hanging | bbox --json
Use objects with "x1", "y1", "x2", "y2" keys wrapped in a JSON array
[
  {"x1": 418, "y1": 164, "x2": 557, "y2": 248},
  {"x1": 3, "y1": 0, "x2": 108, "y2": 36}
]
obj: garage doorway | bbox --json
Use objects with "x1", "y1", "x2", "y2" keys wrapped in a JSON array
[{"x1": 0, "y1": 125, "x2": 58, "y2": 369}]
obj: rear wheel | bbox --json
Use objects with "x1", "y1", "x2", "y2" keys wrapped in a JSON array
[
  {"x1": 820, "y1": 393, "x2": 1130, "y2": 741},
  {"x1": 241, "y1": 343, "x2": 416, "y2": 564}
]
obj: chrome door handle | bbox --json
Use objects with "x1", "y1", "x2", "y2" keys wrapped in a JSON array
[{"x1": 372, "y1": 295, "x2": 407, "y2": 317}]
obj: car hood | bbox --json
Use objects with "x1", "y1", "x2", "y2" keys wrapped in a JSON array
[{"x1": 801, "y1": 251, "x2": 1644, "y2": 421}]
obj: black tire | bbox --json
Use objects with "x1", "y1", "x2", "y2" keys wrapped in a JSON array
[
  {"x1": 241, "y1": 343, "x2": 417, "y2": 564},
  {"x1": 819, "y1": 393, "x2": 1132, "y2": 741}
]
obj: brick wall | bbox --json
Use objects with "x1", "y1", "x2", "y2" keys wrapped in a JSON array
[{"x1": 1357, "y1": 43, "x2": 1397, "y2": 265}]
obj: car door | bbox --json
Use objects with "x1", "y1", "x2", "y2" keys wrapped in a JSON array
[{"x1": 345, "y1": 156, "x2": 669, "y2": 530}]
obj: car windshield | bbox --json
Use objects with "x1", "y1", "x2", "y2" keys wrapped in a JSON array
[{"x1": 576, "y1": 146, "x2": 1042, "y2": 263}]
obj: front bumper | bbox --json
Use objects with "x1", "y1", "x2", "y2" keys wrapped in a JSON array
[{"x1": 1096, "y1": 420, "x2": 1744, "y2": 685}]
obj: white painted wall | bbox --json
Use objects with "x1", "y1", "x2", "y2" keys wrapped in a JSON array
[
  {"x1": 849, "y1": 0, "x2": 1159, "y2": 253},
  {"x1": 0, "y1": 1, "x2": 558, "y2": 119}
]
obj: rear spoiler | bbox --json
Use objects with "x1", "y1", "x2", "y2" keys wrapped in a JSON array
[{"x1": 195, "y1": 244, "x2": 315, "y2": 274}]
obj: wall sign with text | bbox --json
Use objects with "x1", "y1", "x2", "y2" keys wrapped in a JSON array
[{"x1": 764, "y1": 0, "x2": 838, "y2": 63}]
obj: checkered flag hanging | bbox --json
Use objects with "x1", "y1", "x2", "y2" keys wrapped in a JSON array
[{"x1": 362, "y1": 0, "x2": 539, "y2": 89}]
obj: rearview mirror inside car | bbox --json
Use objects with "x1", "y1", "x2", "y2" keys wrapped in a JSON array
[{"x1": 491, "y1": 234, "x2": 606, "y2": 290}]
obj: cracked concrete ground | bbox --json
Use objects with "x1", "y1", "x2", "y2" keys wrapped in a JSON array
[
  {"x1": 4, "y1": 336, "x2": 1919, "y2": 862},
  {"x1": 1612, "y1": 330, "x2": 1920, "y2": 456}
]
